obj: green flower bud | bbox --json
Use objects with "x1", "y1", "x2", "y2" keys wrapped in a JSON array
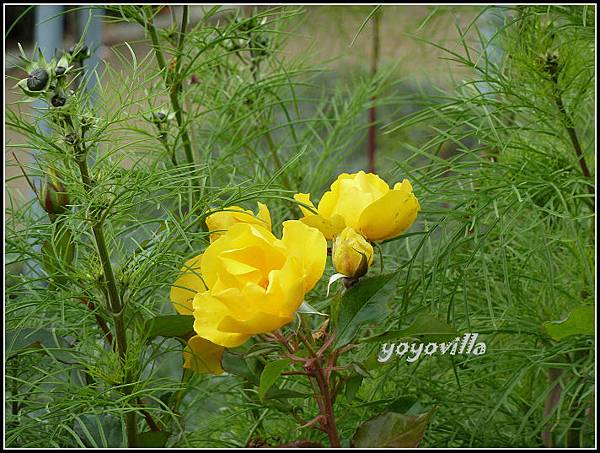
[{"x1": 40, "y1": 168, "x2": 70, "y2": 215}]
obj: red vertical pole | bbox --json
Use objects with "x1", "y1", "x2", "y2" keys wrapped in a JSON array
[{"x1": 367, "y1": 10, "x2": 380, "y2": 173}]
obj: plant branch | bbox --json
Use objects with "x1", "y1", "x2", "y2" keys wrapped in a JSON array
[{"x1": 74, "y1": 147, "x2": 137, "y2": 448}]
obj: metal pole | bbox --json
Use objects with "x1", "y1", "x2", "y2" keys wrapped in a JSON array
[{"x1": 33, "y1": 5, "x2": 64, "y2": 135}]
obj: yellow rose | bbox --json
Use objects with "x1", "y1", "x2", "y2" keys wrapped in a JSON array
[
  {"x1": 205, "y1": 202, "x2": 271, "y2": 242},
  {"x1": 170, "y1": 220, "x2": 327, "y2": 372},
  {"x1": 193, "y1": 220, "x2": 327, "y2": 348},
  {"x1": 332, "y1": 227, "x2": 374, "y2": 279},
  {"x1": 294, "y1": 171, "x2": 420, "y2": 242}
]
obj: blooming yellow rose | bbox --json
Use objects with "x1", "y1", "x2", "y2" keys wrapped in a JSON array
[
  {"x1": 170, "y1": 220, "x2": 327, "y2": 372},
  {"x1": 332, "y1": 227, "x2": 374, "y2": 279},
  {"x1": 294, "y1": 171, "x2": 420, "y2": 242},
  {"x1": 193, "y1": 220, "x2": 327, "y2": 348},
  {"x1": 205, "y1": 202, "x2": 271, "y2": 242}
]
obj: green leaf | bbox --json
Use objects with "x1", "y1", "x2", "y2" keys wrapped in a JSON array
[
  {"x1": 264, "y1": 387, "x2": 310, "y2": 400},
  {"x1": 145, "y1": 315, "x2": 194, "y2": 340},
  {"x1": 543, "y1": 305, "x2": 595, "y2": 341},
  {"x1": 138, "y1": 431, "x2": 170, "y2": 448},
  {"x1": 386, "y1": 396, "x2": 425, "y2": 415},
  {"x1": 221, "y1": 351, "x2": 258, "y2": 384},
  {"x1": 344, "y1": 375, "x2": 363, "y2": 403},
  {"x1": 258, "y1": 358, "x2": 291, "y2": 401},
  {"x1": 362, "y1": 313, "x2": 459, "y2": 343},
  {"x1": 351, "y1": 409, "x2": 435, "y2": 448},
  {"x1": 334, "y1": 272, "x2": 399, "y2": 348}
]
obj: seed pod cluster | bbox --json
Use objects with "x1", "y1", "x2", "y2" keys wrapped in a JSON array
[{"x1": 27, "y1": 68, "x2": 50, "y2": 91}]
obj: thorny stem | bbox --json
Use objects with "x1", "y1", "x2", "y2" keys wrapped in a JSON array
[{"x1": 295, "y1": 327, "x2": 342, "y2": 448}]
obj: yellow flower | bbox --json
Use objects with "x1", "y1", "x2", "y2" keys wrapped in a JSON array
[
  {"x1": 170, "y1": 254, "x2": 206, "y2": 315},
  {"x1": 183, "y1": 335, "x2": 225, "y2": 375},
  {"x1": 192, "y1": 220, "x2": 327, "y2": 348},
  {"x1": 170, "y1": 219, "x2": 327, "y2": 373},
  {"x1": 332, "y1": 227, "x2": 374, "y2": 279},
  {"x1": 294, "y1": 171, "x2": 420, "y2": 242},
  {"x1": 205, "y1": 202, "x2": 271, "y2": 242}
]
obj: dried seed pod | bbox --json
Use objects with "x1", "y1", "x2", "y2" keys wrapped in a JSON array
[
  {"x1": 153, "y1": 111, "x2": 167, "y2": 124},
  {"x1": 65, "y1": 132, "x2": 79, "y2": 146},
  {"x1": 68, "y1": 44, "x2": 89, "y2": 60},
  {"x1": 27, "y1": 68, "x2": 49, "y2": 91},
  {"x1": 51, "y1": 94, "x2": 66, "y2": 107}
]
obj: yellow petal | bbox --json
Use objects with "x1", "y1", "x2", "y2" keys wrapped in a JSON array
[
  {"x1": 256, "y1": 202, "x2": 272, "y2": 230},
  {"x1": 218, "y1": 312, "x2": 293, "y2": 334},
  {"x1": 358, "y1": 179, "x2": 420, "y2": 242},
  {"x1": 192, "y1": 290, "x2": 251, "y2": 348},
  {"x1": 266, "y1": 256, "x2": 306, "y2": 315},
  {"x1": 183, "y1": 335, "x2": 225, "y2": 374},
  {"x1": 279, "y1": 220, "x2": 327, "y2": 292},
  {"x1": 293, "y1": 193, "x2": 317, "y2": 217},
  {"x1": 201, "y1": 223, "x2": 284, "y2": 290},
  {"x1": 319, "y1": 171, "x2": 388, "y2": 230},
  {"x1": 170, "y1": 254, "x2": 206, "y2": 315},
  {"x1": 206, "y1": 203, "x2": 272, "y2": 242}
]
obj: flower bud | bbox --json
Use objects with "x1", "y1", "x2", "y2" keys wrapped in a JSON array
[
  {"x1": 40, "y1": 168, "x2": 70, "y2": 215},
  {"x1": 27, "y1": 68, "x2": 50, "y2": 91},
  {"x1": 332, "y1": 227, "x2": 374, "y2": 279}
]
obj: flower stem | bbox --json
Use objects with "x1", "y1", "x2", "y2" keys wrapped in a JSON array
[
  {"x1": 297, "y1": 325, "x2": 341, "y2": 448},
  {"x1": 75, "y1": 153, "x2": 137, "y2": 448}
]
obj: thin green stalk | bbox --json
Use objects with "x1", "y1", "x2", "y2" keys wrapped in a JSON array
[
  {"x1": 75, "y1": 152, "x2": 137, "y2": 448},
  {"x1": 146, "y1": 7, "x2": 198, "y2": 202}
]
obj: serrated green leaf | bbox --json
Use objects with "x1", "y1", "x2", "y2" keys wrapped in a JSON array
[
  {"x1": 543, "y1": 305, "x2": 594, "y2": 341},
  {"x1": 221, "y1": 350, "x2": 258, "y2": 384},
  {"x1": 334, "y1": 272, "x2": 398, "y2": 348},
  {"x1": 351, "y1": 409, "x2": 435, "y2": 448},
  {"x1": 258, "y1": 358, "x2": 291, "y2": 401},
  {"x1": 145, "y1": 315, "x2": 194, "y2": 340}
]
